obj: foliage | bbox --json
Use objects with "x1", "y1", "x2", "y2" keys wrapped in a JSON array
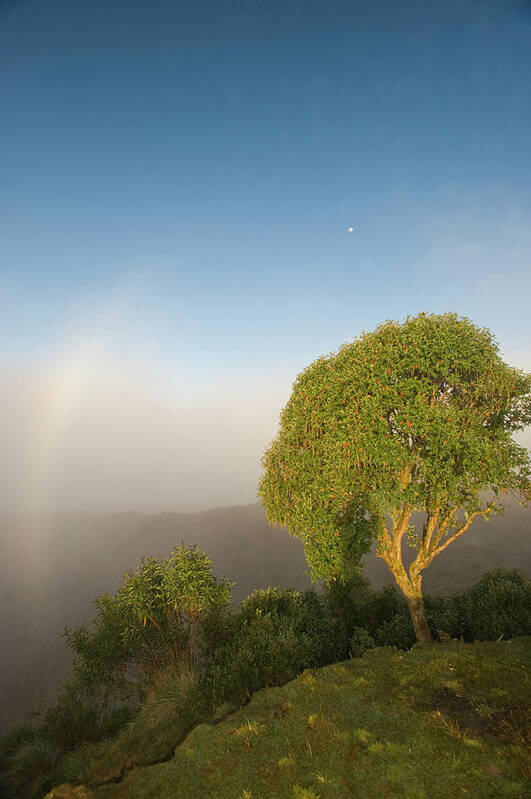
[
  {"x1": 366, "y1": 584, "x2": 406, "y2": 631},
  {"x1": 42, "y1": 682, "x2": 132, "y2": 751},
  {"x1": 373, "y1": 612, "x2": 415, "y2": 650},
  {"x1": 459, "y1": 568, "x2": 531, "y2": 642},
  {"x1": 1, "y1": 735, "x2": 62, "y2": 799},
  {"x1": 349, "y1": 627, "x2": 374, "y2": 658},
  {"x1": 324, "y1": 569, "x2": 531, "y2": 651},
  {"x1": 423, "y1": 592, "x2": 466, "y2": 640},
  {"x1": 259, "y1": 312, "x2": 531, "y2": 642},
  {"x1": 0, "y1": 683, "x2": 132, "y2": 798},
  {"x1": 0, "y1": 726, "x2": 38, "y2": 799},
  {"x1": 239, "y1": 587, "x2": 331, "y2": 663},
  {"x1": 324, "y1": 578, "x2": 417, "y2": 651},
  {"x1": 0, "y1": 725, "x2": 36, "y2": 768},
  {"x1": 60, "y1": 662, "x2": 209, "y2": 788},
  {"x1": 0, "y1": 545, "x2": 231, "y2": 799},
  {"x1": 207, "y1": 588, "x2": 332, "y2": 705},
  {"x1": 323, "y1": 573, "x2": 373, "y2": 659},
  {"x1": 8, "y1": 569, "x2": 529, "y2": 798},
  {"x1": 64, "y1": 544, "x2": 233, "y2": 699},
  {"x1": 139, "y1": 662, "x2": 205, "y2": 731}
]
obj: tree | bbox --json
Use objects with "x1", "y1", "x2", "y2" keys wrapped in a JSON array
[
  {"x1": 259, "y1": 312, "x2": 530, "y2": 644},
  {"x1": 65, "y1": 544, "x2": 232, "y2": 700}
]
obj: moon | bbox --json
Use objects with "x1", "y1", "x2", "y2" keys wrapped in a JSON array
[{"x1": 347, "y1": 226, "x2": 354, "y2": 233}]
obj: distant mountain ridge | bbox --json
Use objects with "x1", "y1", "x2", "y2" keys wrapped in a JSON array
[{"x1": 1, "y1": 500, "x2": 530, "y2": 731}]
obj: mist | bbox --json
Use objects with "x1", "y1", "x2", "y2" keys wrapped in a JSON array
[
  {"x1": 1, "y1": 348, "x2": 529, "y2": 516},
  {"x1": 0, "y1": 356, "x2": 296, "y2": 514}
]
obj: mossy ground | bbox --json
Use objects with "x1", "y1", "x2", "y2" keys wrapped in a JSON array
[{"x1": 60, "y1": 638, "x2": 531, "y2": 799}]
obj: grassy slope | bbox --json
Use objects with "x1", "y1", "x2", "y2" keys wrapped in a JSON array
[{"x1": 66, "y1": 638, "x2": 530, "y2": 799}]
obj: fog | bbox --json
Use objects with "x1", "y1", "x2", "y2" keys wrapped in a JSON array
[
  {"x1": 0, "y1": 346, "x2": 528, "y2": 517},
  {"x1": 0, "y1": 355, "x2": 295, "y2": 515},
  {"x1": 1, "y1": 349, "x2": 529, "y2": 517}
]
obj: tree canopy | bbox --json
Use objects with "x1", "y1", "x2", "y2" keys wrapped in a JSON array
[{"x1": 259, "y1": 312, "x2": 530, "y2": 642}]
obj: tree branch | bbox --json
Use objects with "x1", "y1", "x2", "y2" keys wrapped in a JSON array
[
  {"x1": 408, "y1": 507, "x2": 440, "y2": 578},
  {"x1": 429, "y1": 505, "x2": 460, "y2": 554},
  {"x1": 431, "y1": 502, "x2": 497, "y2": 558},
  {"x1": 422, "y1": 507, "x2": 440, "y2": 554},
  {"x1": 392, "y1": 504, "x2": 412, "y2": 555}
]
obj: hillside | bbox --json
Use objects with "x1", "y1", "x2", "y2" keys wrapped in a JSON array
[
  {"x1": 1, "y1": 500, "x2": 530, "y2": 731},
  {"x1": 48, "y1": 638, "x2": 531, "y2": 799}
]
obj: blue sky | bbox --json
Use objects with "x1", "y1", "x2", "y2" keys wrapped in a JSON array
[{"x1": 1, "y1": 0, "x2": 530, "y2": 512}]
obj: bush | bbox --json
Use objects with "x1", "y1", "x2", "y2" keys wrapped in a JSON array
[
  {"x1": 64, "y1": 544, "x2": 233, "y2": 700},
  {"x1": 2, "y1": 736, "x2": 62, "y2": 799},
  {"x1": 239, "y1": 587, "x2": 332, "y2": 665},
  {"x1": 0, "y1": 725, "x2": 36, "y2": 766},
  {"x1": 460, "y1": 569, "x2": 531, "y2": 642},
  {"x1": 366, "y1": 585, "x2": 407, "y2": 631},
  {"x1": 68, "y1": 661, "x2": 210, "y2": 783},
  {"x1": 0, "y1": 726, "x2": 38, "y2": 799},
  {"x1": 324, "y1": 574, "x2": 373, "y2": 659},
  {"x1": 373, "y1": 612, "x2": 415, "y2": 650},
  {"x1": 0, "y1": 686, "x2": 133, "y2": 799},
  {"x1": 206, "y1": 588, "x2": 331, "y2": 705},
  {"x1": 43, "y1": 682, "x2": 133, "y2": 751},
  {"x1": 349, "y1": 627, "x2": 375, "y2": 658},
  {"x1": 423, "y1": 593, "x2": 465, "y2": 641}
]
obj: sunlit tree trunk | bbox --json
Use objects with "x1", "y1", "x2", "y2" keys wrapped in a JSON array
[
  {"x1": 376, "y1": 500, "x2": 433, "y2": 645},
  {"x1": 404, "y1": 589, "x2": 432, "y2": 645}
]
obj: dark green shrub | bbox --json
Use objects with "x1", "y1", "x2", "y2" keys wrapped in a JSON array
[
  {"x1": 206, "y1": 588, "x2": 331, "y2": 705},
  {"x1": 2, "y1": 735, "x2": 62, "y2": 799},
  {"x1": 349, "y1": 627, "x2": 375, "y2": 658},
  {"x1": 424, "y1": 593, "x2": 465, "y2": 641},
  {"x1": 324, "y1": 574, "x2": 373, "y2": 659},
  {"x1": 0, "y1": 725, "x2": 36, "y2": 765},
  {"x1": 374, "y1": 611, "x2": 415, "y2": 650},
  {"x1": 0, "y1": 726, "x2": 39, "y2": 799},
  {"x1": 239, "y1": 587, "x2": 332, "y2": 665},
  {"x1": 208, "y1": 614, "x2": 298, "y2": 704},
  {"x1": 43, "y1": 682, "x2": 133, "y2": 751},
  {"x1": 366, "y1": 585, "x2": 407, "y2": 632},
  {"x1": 460, "y1": 569, "x2": 531, "y2": 641}
]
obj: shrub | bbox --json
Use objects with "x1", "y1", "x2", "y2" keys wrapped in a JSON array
[
  {"x1": 239, "y1": 587, "x2": 332, "y2": 665},
  {"x1": 206, "y1": 588, "x2": 331, "y2": 705},
  {"x1": 43, "y1": 682, "x2": 132, "y2": 751},
  {"x1": 366, "y1": 585, "x2": 407, "y2": 632},
  {"x1": 460, "y1": 569, "x2": 531, "y2": 641},
  {"x1": 324, "y1": 574, "x2": 373, "y2": 659},
  {"x1": 209, "y1": 613, "x2": 300, "y2": 704},
  {"x1": 349, "y1": 627, "x2": 375, "y2": 658},
  {"x1": 423, "y1": 593, "x2": 465, "y2": 641},
  {"x1": 373, "y1": 612, "x2": 415, "y2": 650},
  {"x1": 0, "y1": 726, "x2": 39, "y2": 799},
  {"x1": 64, "y1": 544, "x2": 233, "y2": 700},
  {"x1": 0, "y1": 725, "x2": 36, "y2": 766},
  {"x1": 2, "y1": 736, "x2": 62, "y2": 799}
]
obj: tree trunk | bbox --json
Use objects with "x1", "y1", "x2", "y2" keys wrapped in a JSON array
[{"x1": 405, "y1": 594, "x2": 432, "y2": 644}]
